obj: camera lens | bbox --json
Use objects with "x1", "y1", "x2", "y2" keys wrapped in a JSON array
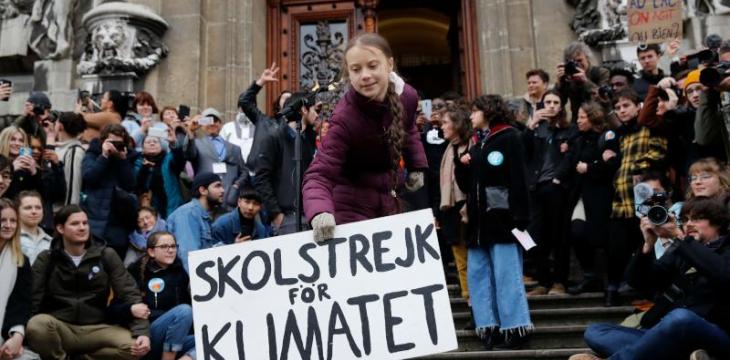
[{"x1": 647, "y1": 205, "x2": 669, "y2": 225}]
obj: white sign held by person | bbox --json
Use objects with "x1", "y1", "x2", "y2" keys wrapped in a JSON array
[{"x1": 189, "y1": 209, "x2": 457, "y2": 360}]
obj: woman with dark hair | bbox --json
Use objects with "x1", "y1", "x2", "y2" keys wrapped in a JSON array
[
  {"x1": 454, "y1": 94, "x2": 532, "y2": 349},
  {"x1": 303, "y1": 33, "x2": 428, "y2": 242},
  {"x1": 78, "y1": 90, "x2": 127, "y2": 142},
  {"x1": 567, "y1": 102, "x2": 619, "y2": 294},
  {"x1": 439, "y1": 105, "x2": 473, "y2": 319},
  {"x1": 118, "y1": 231, "x2": 195, "y2": 360},
  {"x1": 82, "y1": 124, "x2": 139, "y2": 260},
  {"x1": 0, "y1": 155, "x2": 13, "y2": 198},
  {"x1": 0, "y1": 198, "x2": 35, "y2": 359},
  {"x1": 523, "y1": 89, "x2": 577, "y2": 296}
]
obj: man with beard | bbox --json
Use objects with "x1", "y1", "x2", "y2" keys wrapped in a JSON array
[{"x1": 166, "y1": 172, "x2": 225, "y2": 272}]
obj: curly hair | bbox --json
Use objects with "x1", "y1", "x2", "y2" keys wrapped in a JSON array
[
  {"x1": 472, "y1": 95, "x2": 513, "y2": 125},
  {"x1": 579, "y1": 101, "x2": 606, "y2": 132}
]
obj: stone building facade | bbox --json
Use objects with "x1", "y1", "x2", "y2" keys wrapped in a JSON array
[{"x1": 0, "y1": 0, "x2": 728, "y2": 121}]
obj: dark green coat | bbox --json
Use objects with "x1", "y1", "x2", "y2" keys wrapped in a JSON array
[{"x1": 31, "y1": 239, "x2": 149, "y2": 337}]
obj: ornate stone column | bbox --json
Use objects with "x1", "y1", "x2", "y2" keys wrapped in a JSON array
[{"x1": 357, "y1": 0, "x2": 379, "y2": 33}]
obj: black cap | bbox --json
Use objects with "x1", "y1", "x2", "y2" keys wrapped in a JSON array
[
  {"x1": 27, "y1": 92, "x2": 51, "y2": 109},
  {"x1": 192, "y1": 172, "x2": 221, "y2": 192}
]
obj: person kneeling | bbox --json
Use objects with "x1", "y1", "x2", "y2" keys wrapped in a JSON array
[
  {"x1": 572, "y1": 197, "x2": 730, "y2": 360},
  {"x1": 26, "y1": 205, "x2": 150, "y2": 359}
]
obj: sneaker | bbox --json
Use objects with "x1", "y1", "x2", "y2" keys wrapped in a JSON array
[
  {"x1": 690, "y1": 349, "x2": 716, "y2": 360},
  {"x1": 568, "y1": 354, "x2": 602, "y2": 360},
  {"x1": 527, "y1": 285, "x2": 548, "y2": 296},
  {"x1": 548, "y1": 283, "x2": 567, "y2": 295},
  {"x1": 523, "y1": 275, "x2": 538, "y2": 287}
]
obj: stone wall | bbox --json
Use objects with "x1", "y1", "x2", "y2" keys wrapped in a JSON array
[
  {"x1": 475, "y1": 0, "x2": 576, "y2": 98},
  {"x1": 129, "y1": 0, "x2": 267, "y2": 120}
]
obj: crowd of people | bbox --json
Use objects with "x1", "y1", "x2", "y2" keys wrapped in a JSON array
[{"x1": 0, "y1": 30, "x2": 728, "y2": 360}]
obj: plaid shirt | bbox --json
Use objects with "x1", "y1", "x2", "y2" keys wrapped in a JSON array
[{"x1": 611, "y1": 125, "x2": 668, "y2": 218}]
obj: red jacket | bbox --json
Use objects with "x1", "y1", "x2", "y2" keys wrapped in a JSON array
[{"x1": 303, "y1": 83, "x2": 428, "y2": 224}]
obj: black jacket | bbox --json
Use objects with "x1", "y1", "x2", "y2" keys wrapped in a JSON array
[
  {"x1": 568, "y1": 130, "x2": 619, "y2": 244},
  {"x1": 109, "y1": 257, "x2": 191, "y2": 324},
  {"x1": 2, "y1": 256, "x2": 31, "y2": 340},
  {"x1": 628, "y1": 236, "x2": 730, "y2": 333},
  {"x1": 238, "y1": 82, "x2": 283, "y2": 172},
  {"x1": 523, "y1": 122, "x2": 577, "y2": 190},
  {"x1": 40, "y1": 161, "x2": 66, "y2": 230},
  {"x1": 633, "y1": 69, "x2": 666, "y2": 101},
  {"x1": 254, "y1": 124, "x2": 317, "y2": 220},
  {"x1": 454, "y1": 125, "x2": 530, "y2": 248}
]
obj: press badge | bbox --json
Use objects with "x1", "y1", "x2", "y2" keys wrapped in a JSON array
[{"x1": 212, "y1": 162, "x2": 227, "y2": 174}]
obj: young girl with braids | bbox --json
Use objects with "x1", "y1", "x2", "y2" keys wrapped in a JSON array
[
  {"x1": 303, "y1": 33, "x2": 428, "y2": 241},
  {"x1": 116, "y1": 231, "x2": 195, "y2": 360}
]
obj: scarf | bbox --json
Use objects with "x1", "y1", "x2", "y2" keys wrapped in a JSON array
[
  {"x1": 0, "y1": 243, "x2": 18, "y2": 340},
  {"x1": 440, "y1": 140, "x2": 471, "y2": 211}
]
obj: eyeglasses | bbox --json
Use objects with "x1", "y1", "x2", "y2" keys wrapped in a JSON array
[
  {"x1": 153, "y1": 244, "x2": 179, "y2": 250},
  {"x1": 689, "y1": 173, "x2": 715, "y2": 182}
]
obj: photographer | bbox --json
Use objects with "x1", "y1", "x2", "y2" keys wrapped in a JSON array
[
  {"x1": 556, "y1": 42, "x2": 610, "y2": 122},
  {"x1": 82, "y1": 124, "x2": 140, "y2": 260},
  {"x1": 254, "y1": 92, "x2": 318, "y2": 235},
  {"x1": 134, "y1": 130, "x2": 186, "y2": 219},
  {"x1": 695, "y1": 40, "x2": 730, "y2": 161},
  {"x1": 14, "y1": 92, "x2": 52, "y2": 145},
  {"x1": 77, "y1": 90, "x2": 127, "y2": 142},
  {"x1": 574, "y1": 197, "x2": 730, "y2": 360}
]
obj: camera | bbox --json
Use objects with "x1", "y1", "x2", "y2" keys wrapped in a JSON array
[
  {"x1": 110, "y1": 141, "x2": 126, "y2": 152},
  {"x1": 598, "y1": 85, "x2": 614, "y2": 99},
  {"x1": 637, "y1": 192, "x2": 671, "y2": 225},
  {"x1": 564, "y1": 60, "x2": 581, "y2": 76},
  {"x1": 277, "y1": 92, "x2": 317, "y2": 122},
  {"x1": 700, "y1": 62, "x2": 730, "y2": 88}
]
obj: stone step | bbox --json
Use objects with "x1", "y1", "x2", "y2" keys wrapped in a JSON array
[
  {"x1": 417, "y1": 347, "x2": 591, "y2": 360},
  {"x1": 449, "y1": 292, "x2": 607, "y2": 312},
  {"x1": 455, "y1": 325, "x2": 588, "y2": 351},
  {"x1": 450, "y1": 306, "x2": 634, "y2": 328}
]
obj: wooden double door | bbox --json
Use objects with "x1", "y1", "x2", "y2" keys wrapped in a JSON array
[{"x1": 265, "y1": 0, "x2": 481, "y2": 113}]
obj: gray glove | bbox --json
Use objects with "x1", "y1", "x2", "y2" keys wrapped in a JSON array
[
  {"x1": 405, "y1": 171, "x2": 425, "y2": 192},
  {"x1": 311, "y1": 212, "x2": 336, "y2": 243}
]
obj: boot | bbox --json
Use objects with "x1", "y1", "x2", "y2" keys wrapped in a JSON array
[
  {"x1": 605, "y1": 290, "x2": 621, "y2": 307},
  {"x1": 568, "y1": 278, "x2": 602, "y2": 295},
  {"x1": 478, "y1": 328, "x2": 499, "y2": 350},
  {"x1": 494, "y1": 330, "x2": 530, "y2": 350}
]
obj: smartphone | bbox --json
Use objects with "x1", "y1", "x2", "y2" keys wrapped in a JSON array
[
  {"x1": 0, "y1": 79, "x2": 11, "y2": 102},
  {"x1": 44, "y1": 144, "x2": 56, "y2": 150},
  {"x1": 198, "y1": 116, "x2": 214, "y2": 126},
  {"x1": 419, "y1": 99, "x2": 433, "y2": 120},
  {"x1": 148, "y1": 126, "x2": 168, "y2": 138},
  {"x1": 178, "y1": 105, "x2": 190, "y2": 120},
  {"x1": 19, "y1": 147, "x2": 32, "y2": 157},
  {"x1": 110, "y1": 141, "x2": 125, "y2": 152}
]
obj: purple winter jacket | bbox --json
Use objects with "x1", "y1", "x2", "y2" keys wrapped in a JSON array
[{"x1": 303, "y1": 83, "x2": 428, "y2": 225}]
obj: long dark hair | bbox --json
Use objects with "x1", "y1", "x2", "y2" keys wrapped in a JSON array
[
  {"x1": 343, "y1": 33, "x2": 405, "y2": 180},
  {"x1": 107, "y1": 90, "x2": 129, "y2": 118},
  {"x1": 541, "y1": 89, "x2": 569, "y2": 128}
]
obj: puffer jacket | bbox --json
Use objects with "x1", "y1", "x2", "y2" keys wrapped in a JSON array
[{"x1": 31, "y1": 239, "x2": 148, "y2": 337}]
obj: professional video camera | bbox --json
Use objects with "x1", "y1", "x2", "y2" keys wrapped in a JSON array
[{"x1": 700, "y1": 62, "x2": 730, "y2": 88}]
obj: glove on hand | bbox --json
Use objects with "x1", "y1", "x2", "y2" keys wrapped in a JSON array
[
  {"x1": 405, "y1": 171, "x2": 425, "y2": 192},
  {"x1": 312, "y1": 212, "x2": 336, "y2": 243}
]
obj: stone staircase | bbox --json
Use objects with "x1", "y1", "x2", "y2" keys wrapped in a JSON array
[{"x1": 419, "y1": 278, "x2": 635, "y2": 360}]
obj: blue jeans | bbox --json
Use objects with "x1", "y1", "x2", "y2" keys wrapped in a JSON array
[
  {"x1": 467, "y1": 243, "x2": 532, "y2": 337},
  {"x1": 584, "y1": 308, "x2": 730, "y2": 360},
  {"x1": 146, "y1": 304, "x2": 196, "y2": 359}
]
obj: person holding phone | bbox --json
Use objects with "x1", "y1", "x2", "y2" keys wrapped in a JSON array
[
  {"x1": 212, "y1": 186, "x2": 268, "y2": 246},
  {"x1": 0, "y1": 126, "x2": 41, "y2": 200},
  {"x1": 82, "y1": 124, "x2": 140, "y2": 260},
  {"x1": 133, "y1": 128, "x2": 186, "y2": 219}
]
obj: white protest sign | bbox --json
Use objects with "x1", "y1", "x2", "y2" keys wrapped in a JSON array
[{"x1": 189, "y1": 209, "x2": 457, "y2": 360}]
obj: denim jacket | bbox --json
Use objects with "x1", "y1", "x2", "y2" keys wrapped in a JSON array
[
  {"x1": 166, "y1": 199, "x2": 214, "y2": 272},
  {"x1": 211, "y1": 208, "x2": 269, "y2": 246}
]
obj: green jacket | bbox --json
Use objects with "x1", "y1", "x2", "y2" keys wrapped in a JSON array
[
  {"x1": 695, "y1": 90, "x2": 730, "y2": 160},
  {"x1": 31, "y1": 239, "x2": 149, "y2": 337}
]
